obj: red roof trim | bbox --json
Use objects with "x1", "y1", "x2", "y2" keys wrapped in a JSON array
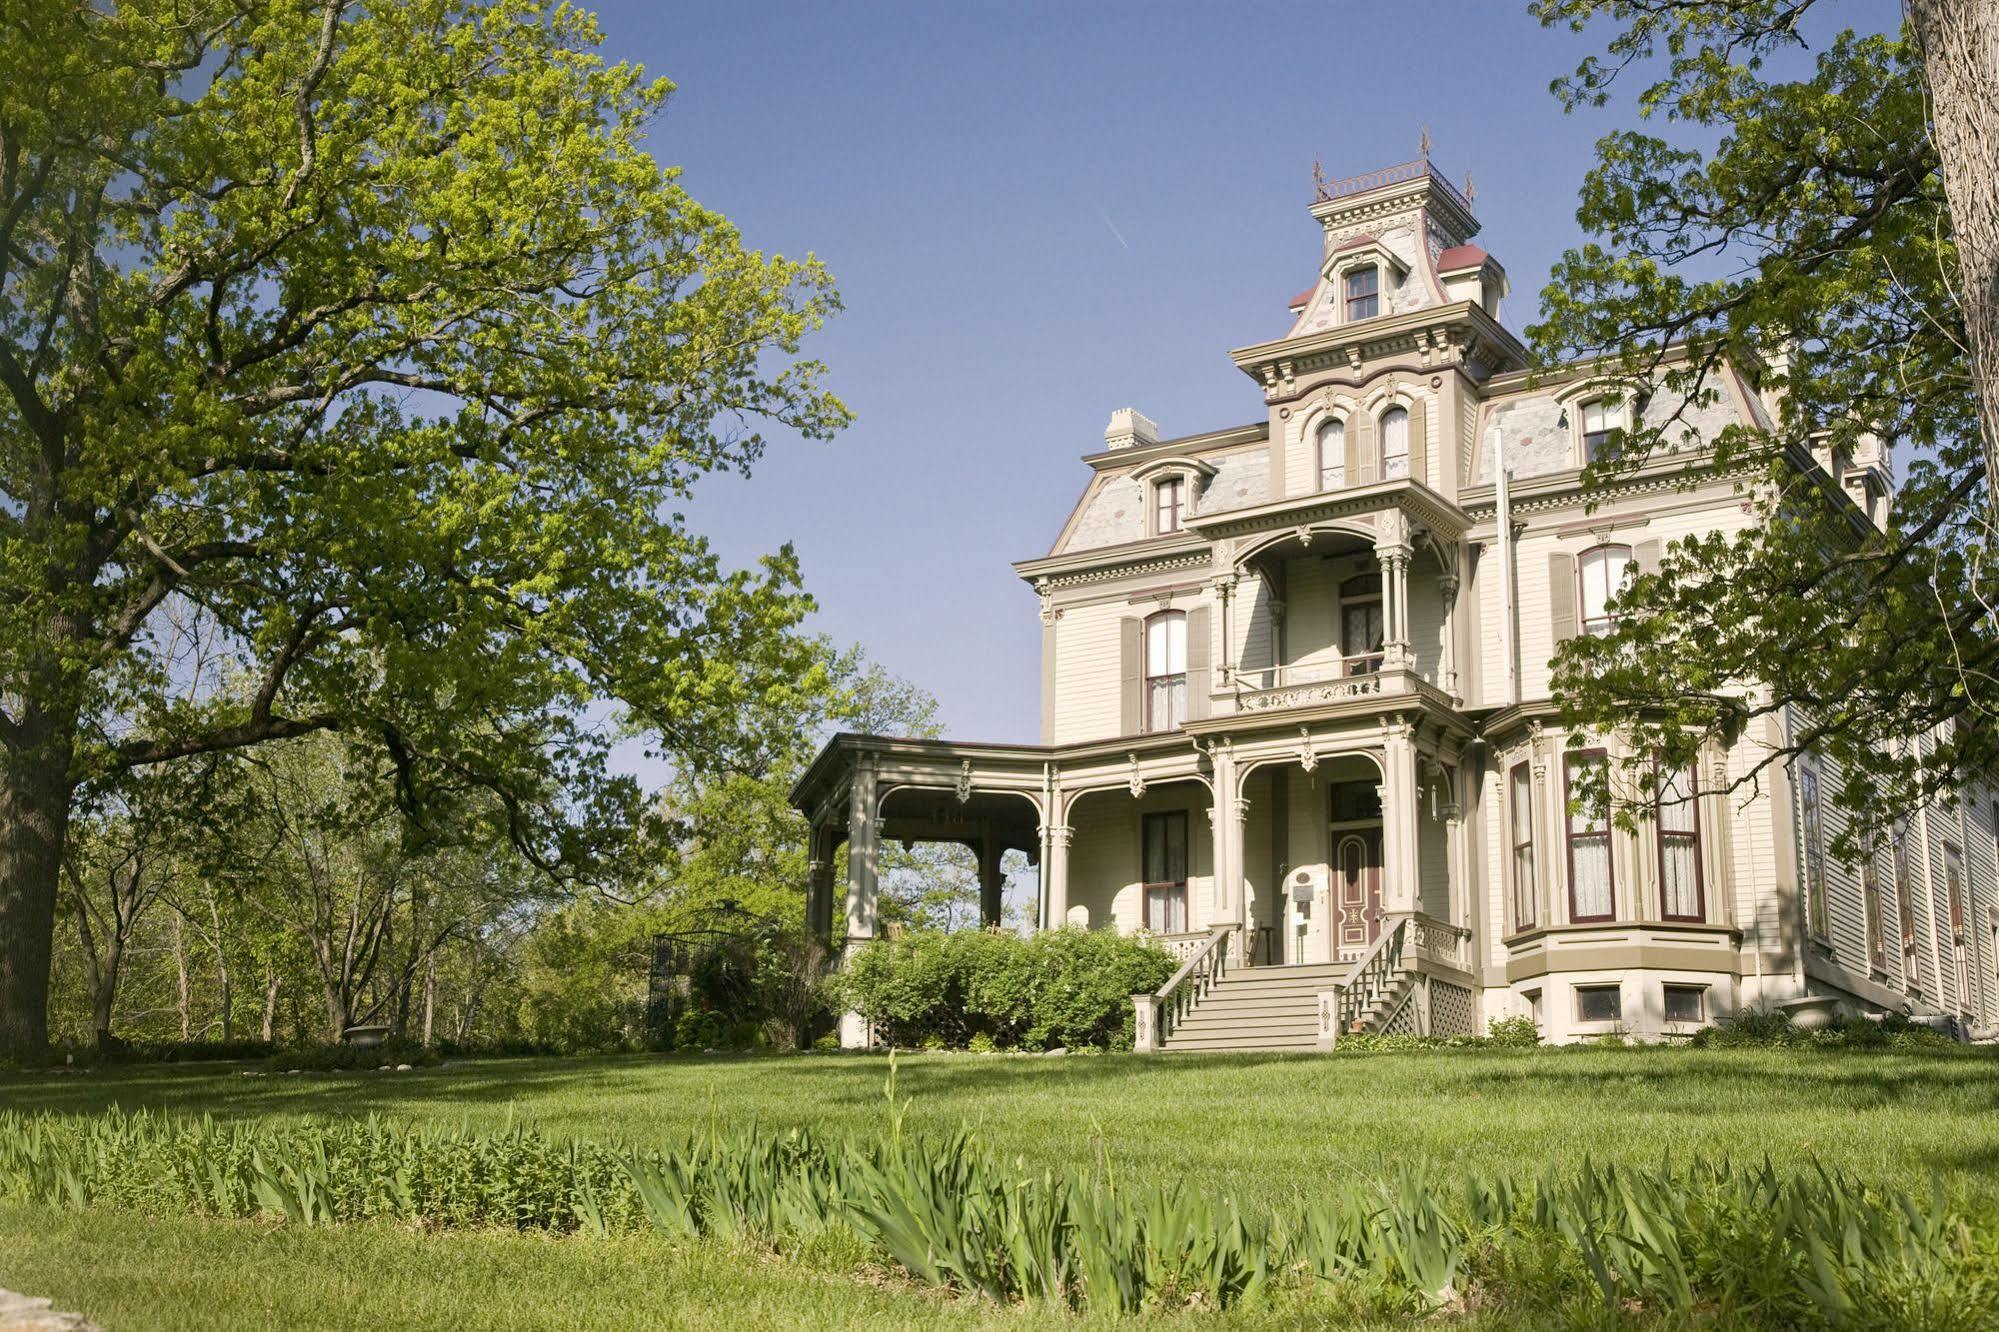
[
  {"x1": 1287, "y1": 285, "x2": 1316, "y2": 310},
  {"x1": 1436, "y1": 244, "x2": 1491, "y2": 272},
  {"x1": 1332, "y1": 231, "x2": 1379, "y2": 254}
]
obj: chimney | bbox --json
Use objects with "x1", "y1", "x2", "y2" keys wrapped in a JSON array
[{"x1": 1104, "y1": 408, "x2": 1160, "y2": 451}]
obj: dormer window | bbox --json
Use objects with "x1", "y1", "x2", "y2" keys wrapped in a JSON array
[
  {"x1": 1154, "y1": 477, "x2": 1185, "y2": 534},
  {"x1": 1316, "y1": 418, "x2": 1345, "y2": 490},
  {"x1": 1379, "y1": 406, "x2": 1409, "y2": 480},
  {"x1": 1344, "y1": 266, "x2": 1380, "y2": 321},
  {"x1": 1580, "y1": 398, "x2": 1619, "y2": 464}
]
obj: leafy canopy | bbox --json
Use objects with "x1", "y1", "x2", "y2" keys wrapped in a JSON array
[
  {"x1": 0, "y1": 0, "x2": 850, "y2": 870},
  {"x1": 1528, "y1": 1, "x2": 1988, "y2": 845}
]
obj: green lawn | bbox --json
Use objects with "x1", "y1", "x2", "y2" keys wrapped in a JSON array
[{"x1": 4, "y1": 1046, "x2": 1998, "y2": 1328}]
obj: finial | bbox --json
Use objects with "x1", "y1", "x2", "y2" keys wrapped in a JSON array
[
  {"x1": 1419, "y1": 126, "x2": 1432, "y2": 159},
  {"x1": 1312, "y1": 153, "x2": 1327, "y2": 196},
  {"x1": 1464, "y1": 169, "x2": 1476, "y2": 205}
]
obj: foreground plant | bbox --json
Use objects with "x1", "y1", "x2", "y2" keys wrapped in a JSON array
[{"x1": 0, "y1": 1077, "x2": 1991, "y2": 1324}]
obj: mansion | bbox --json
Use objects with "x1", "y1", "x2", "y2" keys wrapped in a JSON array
[{"x1": 790, "y1": 158, "x2": 1998, "y2": 1050}]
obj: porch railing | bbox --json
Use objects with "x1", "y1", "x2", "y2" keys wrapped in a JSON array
[
  {"x1": 1330, "y1": 915, "x2": 1408, "y2": 1037},
  {"x1": 1132, "y1": 925, "x2": 1233, "y2": 1053},
  {"x1": 1146, "y1": 930, "x2": 1211, "y2": 963}
]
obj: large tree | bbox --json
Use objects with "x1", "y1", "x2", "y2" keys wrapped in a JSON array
[
  {"x1": 0, "y1": 1, "x2": 847, "y2": 1056},
  {"x1": 1527, "y1": 1, "x2": 1995, "y2": 839}
]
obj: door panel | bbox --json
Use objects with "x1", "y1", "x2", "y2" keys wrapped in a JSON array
[{"x1": 1334, "y1": 831, "x2": 1383, "y2": 959}]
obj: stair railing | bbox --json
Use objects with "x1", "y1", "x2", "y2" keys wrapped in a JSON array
[
  {"x1": 1132, "y1": 924, "x2": 1233, "y2": 1053},
  {"x1": 1329, "y1": 915, "x2": 1408, "y2": 1041}
]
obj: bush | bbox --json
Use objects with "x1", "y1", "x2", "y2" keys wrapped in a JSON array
[
  {"x1": 260, "y1": 1038, "x2": 443, "y2": 1072},
  {"x1": 1691, "y1": 1007, "x2": 1963, "y2": 1051},
  {"x1": 1485, "y1": 1015, "x2": 1540, "y2": 1047},
  {"x1": 839, "y1": 928, "x2": 1176, "y2": 1051}
]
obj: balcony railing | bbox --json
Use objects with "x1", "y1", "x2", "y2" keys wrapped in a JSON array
[{"x1": 1232, "y1": 655, "x2": 1382, "y2": 694}]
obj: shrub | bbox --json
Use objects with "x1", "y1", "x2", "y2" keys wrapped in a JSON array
[
  {"x1": 966, "y1": 1033, "x2": 997, "y2": 1055},
  {"x1": 261, "y1": 1038, "x2": 443, "y2": 1072},
  {"x1": 839, "y1": 928, "x2": 1176, "y2": 1051},
  {"x1": 1691, "y1": 1007, "x2": 1963, "y2": 1051},
  {"x1": 1485, "y1": 1015, "x2": 1540, "y2": 1047}
]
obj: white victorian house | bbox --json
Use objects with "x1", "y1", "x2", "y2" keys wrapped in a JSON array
[{"x1": 790, "y1": 157, "x2": 1999, "y2": 1051}]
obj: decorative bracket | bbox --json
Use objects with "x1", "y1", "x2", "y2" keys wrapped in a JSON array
[
  {"x1": 955, "y1": 759, "x2": 973, "y2": 804},
  {"x1": 1298, "y1": 726, "x2": 1319, "y2": 774},
  {"x1": 1127, "y1": 751, "x2": 1147, "y2": 799}
]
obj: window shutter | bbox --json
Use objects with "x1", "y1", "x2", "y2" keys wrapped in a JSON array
[
  {"x1": 1633, "y1": 539, "x2": 1661, "y2": 576},
  {"x1": 1407, "y1": 398, "x2": 1428, "y2": 485},
  {"x1": 1548, "y1": 553, "x2": 1579, "y2": 645},
  {"x1": 1347, "y1": 414, "x2": 1372, "y2": 483},
  {"x1": 1120, "y1": 617, "x2": 1143, "y2": 734},
  {"x1": 1186, "y1": 606, "x2": 1211, "y2": 720}
]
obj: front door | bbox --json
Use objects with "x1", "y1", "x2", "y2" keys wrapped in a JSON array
[{"x1": 1333, "y1": 830, "x2": 1384, "y2": 961}]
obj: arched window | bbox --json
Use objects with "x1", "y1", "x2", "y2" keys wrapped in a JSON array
[
  {"x1": 1316, "y1": 418, "x2": 1345, "y2": 490},
  {"x1": 1143, "y1": 610, "x2": 1187, "y2": 733},
  {"x1": 1379, "y1": 406, "x2": 1409, "y2": 480},
  {"x1": 1577, "y1": 544, "x2": 1633, "y2": 636},
  {"x1": 1343, "y1": 265, "x2": 1380, "y2": 321}
]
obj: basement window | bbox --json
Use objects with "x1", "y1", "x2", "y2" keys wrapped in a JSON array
[
  {"x1": 1663, "y1": 984, "x2": 1707, "y2": 1024},
  {"x1": 1574, "y1": 984, "x2": 1622, "y2": 1024}
]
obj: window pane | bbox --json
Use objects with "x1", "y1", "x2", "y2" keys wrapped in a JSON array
[
  {"x1": 1800, "y1": 766, "x2": 1828, "y2": 938},
  {"x1": 1146, "y1": 613, "x2": 1186, "y2": 676},
  {"x1": 1380, "y1": 407, "x2": 1409, "y2": 479},
  {"x1": 1583, "y1": 400, "x2": 1612, "y2": 433},
  {"x1": 1661, "y1": 840, "x2": 1699, "y2": 918},
  {"x1": 1567, "y1": 755, "x2": 1613, "y2": 920},
  {"x1": 1658, "y1": 764, "x2": 1696, "y2": 834},
  {"x1": 1511, "y1": 763, "x2": 1537, "y2": 930},
  {"x1": 1579, "y1": 546, "x2": 1632, "y2": 632},
  {"x1": 1576, "y1": 986, "x2": 1622, "y2": 1023},
  {"x1": 1663, "y1": 985, "x2": 1705, "y2": 1023},
  {"x1": 1344, "y1": 266, "x2": 1379, "y2": 320},
  {"x1": 1317, "y1": 420, "x2": 1344, "y2": 490}
]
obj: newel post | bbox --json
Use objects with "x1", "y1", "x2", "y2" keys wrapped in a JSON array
[
  {"x1": 1132, "y1": 993, "x2": 1160, "y2": 1054},
  {"x1": 1318, "y1": 990, "x2": 1339, "y2": 1051}
]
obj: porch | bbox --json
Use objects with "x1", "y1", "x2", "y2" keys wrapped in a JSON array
[{"x1": 792, "y1": 700, "x2": 1482, "y2": 1052}]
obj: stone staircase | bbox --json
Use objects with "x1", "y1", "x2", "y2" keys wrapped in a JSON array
[{"x1": 1158, "y1": 962, "x2": 1348, "y2": 1053}]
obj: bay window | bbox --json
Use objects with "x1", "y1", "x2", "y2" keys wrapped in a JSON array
[
  {"x1": 1510, "y1": 762, "x2": 1537, "y2": 931},
  {"x1": 1656, "y1": 760, "x2": 1702, "y2": 921},
  {"x1": 1565, "y1": 750, "x2": 1614, "y2": 922}
]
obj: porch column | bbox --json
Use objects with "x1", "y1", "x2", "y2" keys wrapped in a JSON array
[
  {"x1": 1209, "y1": 742, "x2": 1241, "y2": 925},
  {"x1": 976, "y1": 828, "x2": 1006, "y2": 928},
  {"x1": 1214, "y1": 574, "x2": 1236, "y2": 685},
  {"x1": 1381, "y1": 720, "x2": 1420, "y2": 915},
  {"x1": 844, "y1": 755, "x2": 879, "y2": 941},
  {"x1": 805, "y1": 822, "x2": 839, "y2": 943},
  {"x1": 1042, "y1": 823, "x2": 1072, "y2": 929},
  {"x1": 1376, "y1": 541, "x2": 1412, "y2": 670}
]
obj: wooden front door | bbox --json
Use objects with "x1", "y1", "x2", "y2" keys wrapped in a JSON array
[{"x1": 1333, "y1": 831, "x2": 1384, "y2": 959}]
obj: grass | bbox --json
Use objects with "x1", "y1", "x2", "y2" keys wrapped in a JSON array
[{"x1": 4, "y1": 1045, "x2": 1998, "y2": 1328}]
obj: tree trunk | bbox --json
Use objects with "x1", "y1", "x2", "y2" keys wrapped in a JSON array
[
  {"x1": 172, "y1": 911, "x2": 192, "y2": 1041},
  {"x1": 207, "y1": 894, "x2": 232, "y2": 1043},
  {"x1": 0, "y1": 725, "x2": 77, "y2": 1059},
  {"x1": 421, "y1": 957, "x2": 436, "y2": 1047},
  {"x1": 261, "y1": 970, "x2": 280, "y2": 1043},
  {"x1": 1910, "y1": 0, "x2": 1999, "y2": 518}
]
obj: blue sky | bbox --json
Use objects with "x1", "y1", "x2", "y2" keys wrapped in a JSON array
[{"x1": 590, "y1": 2, "x2": 1690, "y2": 760}]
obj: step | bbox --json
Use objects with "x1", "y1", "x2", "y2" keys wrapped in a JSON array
[
  {"x1": 1172, "y1": 996, "x2": 1320, "y2": 1018},
  {"x1": 1231, "y1": 963, "x2": 1349, "y2": 979},
  {"x1": 1167, "y1": 1024, "x2": 1319, "y2": 1048}
]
